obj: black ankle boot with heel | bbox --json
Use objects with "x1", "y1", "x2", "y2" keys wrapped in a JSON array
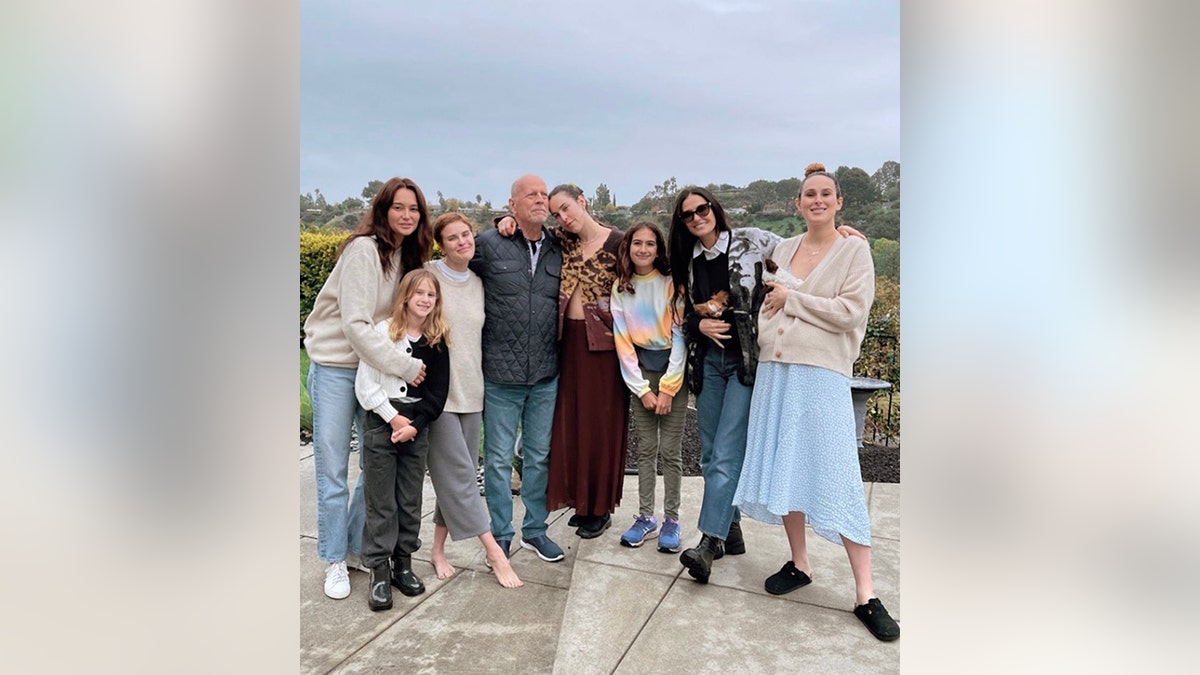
[
  {"x1": 724, "y1": 520, "x2": 746, "y2": 556},
  {"x1": 368, "y1": 563, "x2": 393, "y2": 611},
  {"x1": 391, "y1": 555, "x2": 426, "y2": 596},
  {"x1": 679, "y1": 534, "x2": 724, "y2": 583}
]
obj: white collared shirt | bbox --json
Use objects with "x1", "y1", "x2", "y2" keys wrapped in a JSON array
[
  {"x1": 527, "y1": 234, "x2": 543, "y2": 273},
  {"x1": 692, "y1": 230, "x2": 731, "y2": 261}
]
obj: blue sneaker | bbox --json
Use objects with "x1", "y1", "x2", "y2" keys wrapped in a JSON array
[
  {"x1": 520, "y1": 534, "x2": 565, "y2": 562},
  {"x1": 620, "y1": 514, "x2": 659, "y2": 548},
  {"x1": 657, "y1": 517, "x2": 681, "y2": 553}
]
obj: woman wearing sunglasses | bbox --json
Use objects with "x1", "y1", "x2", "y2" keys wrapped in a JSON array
[{"x1": 668, "y1": 186, "x2": 861, "y2": 585}]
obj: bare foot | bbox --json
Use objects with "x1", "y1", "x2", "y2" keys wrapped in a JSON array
[
  {"x1": 488, "y1": 553, "x2": 523, "y2": 588},
  {"x1": 431, "y1": 553, "x2": 456, "y2": 580}
]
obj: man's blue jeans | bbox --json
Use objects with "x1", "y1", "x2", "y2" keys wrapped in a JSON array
[
  {"x1": 694, "y1": 348, "x2": 753, "y2": 539},
  {"x1": 482, "y1": 377, "x2": 558, "y2": 541},
  {"x1": 308, "y1": 362, "x2": 366, "y2": 562}
]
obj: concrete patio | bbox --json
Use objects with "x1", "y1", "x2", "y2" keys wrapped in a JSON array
[{"x1": 300, "y1": 444, "x2": 900, "y2": 673}]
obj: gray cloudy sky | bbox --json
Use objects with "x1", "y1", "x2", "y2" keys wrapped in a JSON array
[{"x1": 301, "y1": 0, "x2": 899, "y2": 207}]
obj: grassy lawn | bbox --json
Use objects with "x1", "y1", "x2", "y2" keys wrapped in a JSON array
[{"x1": 300, "y1": 349, "x2": 312, "y2": 431}]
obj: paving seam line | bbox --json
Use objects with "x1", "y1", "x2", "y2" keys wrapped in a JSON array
[
  {"x1": 607, "y1": 566, "x2": 686, "y2": 673},
  {"x1": 323, "y1": 567, "x2": 463, "y2": 674}
]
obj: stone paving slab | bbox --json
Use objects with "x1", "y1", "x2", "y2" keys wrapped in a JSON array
[
  {"x1": 615, "y1": 579, "x2": 899, "y2": 674},
  {"x1": 552, "y1": 560, "x2": 680, "y2": 675},
  {"x1": 871, "y1": 482, "x2": 900, "y2": 541},
  {"x1": 302, "y1": 449, "x2": 901, "y2": 673},
  {"x1": 300, "y1": 539, "x2": 450, "y2": 675},
  {"x1": 329, "y1": 572, "x2": 567, "y2": 674}
]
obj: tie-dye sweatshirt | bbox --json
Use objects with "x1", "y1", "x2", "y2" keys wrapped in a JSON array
[{"x1": 610, "y1": 270, "x2": 686, "y2": 399}]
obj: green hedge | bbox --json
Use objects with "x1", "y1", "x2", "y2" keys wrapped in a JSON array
[{"x1": 300, "y1": 229, "x2": 351, "y2": 338}]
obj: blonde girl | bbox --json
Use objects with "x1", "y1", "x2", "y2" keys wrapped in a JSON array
[{"x1": 355, "y1": 269, "x2": 450, "y2": 611}]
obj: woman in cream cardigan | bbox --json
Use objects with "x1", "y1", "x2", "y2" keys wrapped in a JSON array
[
  {"x1": 303, "y1": 177, "x2": 432, "y2": 600},
  {"x1": 732, "y1": 163, "x2": 899, "y2": 642}
]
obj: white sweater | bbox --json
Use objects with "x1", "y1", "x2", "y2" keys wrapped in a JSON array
[{"x1": 425, "y1": 260, "x2": 486, "y2": 413}]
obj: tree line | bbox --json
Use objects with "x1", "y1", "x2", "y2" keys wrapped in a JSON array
[{"x1": 300, "y1": 161, "x2": 899, "y2": 279}]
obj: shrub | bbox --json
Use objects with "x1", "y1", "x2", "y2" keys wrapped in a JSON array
[
  {"x1": 856, "y1": 275, "x2": 900, "y2": 443},
  {"x1": 300, "y1": 229, "x2": 351, "y2": 338},
  {"x1": 300, "y1": 349, "x2": 312, "y2": 431}
]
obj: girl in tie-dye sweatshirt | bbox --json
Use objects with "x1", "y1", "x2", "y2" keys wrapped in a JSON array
[{"x1": 610, "y1": 222, "x2": 688, "y2": 553}]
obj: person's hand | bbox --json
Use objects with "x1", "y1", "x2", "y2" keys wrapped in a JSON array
[
  {"x1": 654, "y1": 391, "x2": 673, "y2": 416},
  {"x1": 409, "y1": 362, "x2": 427, "y2": 386},
  {"x1": 836, "y1": 224, "x2": 866, "y2": 240},
  {"x1": 497, "y1": 215, "x2": 517, "y2": 237},
  {"x1": 699, "y1": 318, "x2": 731, "y2": 348},
  {"x1": 387, "y1": 415, "x2": 412, "y2": 442},
  {"x1": 762, "y1": 282, "x2": 787, "y2": 318},
  {"x1": 640, "y1": 391, "x2": 657, "y2": 411},
  {"x1": 391, "y1": 424, "x2": 417, "y2": 443}
]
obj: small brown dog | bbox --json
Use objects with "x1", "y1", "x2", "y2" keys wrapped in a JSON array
[{"x1": 693, "y1": 290, "x2": 729, "y2": 318}]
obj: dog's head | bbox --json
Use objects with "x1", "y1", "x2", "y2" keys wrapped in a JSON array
[{"x1": 693, "y1": 290, "x2": 729, "y2": 318}]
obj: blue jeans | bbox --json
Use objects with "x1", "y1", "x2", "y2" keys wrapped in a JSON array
[
  {"x1": 483, "y1": 377, "x2": 558, "y2": 540},
  {"x1": 308, "y1": 362, "x2": 366, "y2": 563},
  {"x1": 695, "y1": 348, "x2": 753, "y2": 539}
]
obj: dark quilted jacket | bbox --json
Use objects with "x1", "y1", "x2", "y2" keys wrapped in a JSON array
[{"x1": 469, "y1": 228, "x2": 563, "y2": 385}]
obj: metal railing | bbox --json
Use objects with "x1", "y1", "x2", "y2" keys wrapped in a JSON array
[{"x1": 855, "y1": 333, "x2": 899, "y2": 447}]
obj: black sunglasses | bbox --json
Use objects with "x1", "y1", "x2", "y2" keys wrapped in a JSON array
[{"x1": 681, "y1": 202, "x2": 712, "y2": 223}]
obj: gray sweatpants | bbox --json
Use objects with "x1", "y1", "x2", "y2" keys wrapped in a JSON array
[{"x1": 426, "y1": 411, "x2": 490, "y2": 540}]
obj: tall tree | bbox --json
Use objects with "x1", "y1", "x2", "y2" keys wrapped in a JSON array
[
  {"x1": 833, "y1": 166, "x2": 879, "y2": 224},
  {"x1": 361, "y1": 180, "x2": 384, "y2": 203},
  {"x1": 871, "y1": 161, "x2": 900, "y2": 197},
  {"x1": 594, "y1": 183, "x2": 612, "y2": 210}
]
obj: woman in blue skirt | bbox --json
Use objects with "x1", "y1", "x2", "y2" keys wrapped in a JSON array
[{"x1": 733, "y1": 163, "x2": 899, "y2": 642}]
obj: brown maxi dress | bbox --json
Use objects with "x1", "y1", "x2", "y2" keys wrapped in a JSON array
[{"x1": 546, "y1": 225, "x2": 629, "y2": 518}]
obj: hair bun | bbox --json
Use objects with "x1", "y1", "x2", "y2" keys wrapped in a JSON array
[{"x1": 804, "y1": 162, "x2": 827, "y2": 177}]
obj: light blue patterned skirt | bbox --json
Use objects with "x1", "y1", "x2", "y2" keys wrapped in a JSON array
[{"x1": 732, "y1": 362, "x2": 871, "y2": 547}]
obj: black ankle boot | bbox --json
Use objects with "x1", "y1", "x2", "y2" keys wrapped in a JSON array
[
  {"x1": 724, "y1": 520, "x2": 745, "y2": 556},
  {"x1": 679, "y1": 534, "x2": 723, "y2": 584},
  {"x1": 368, "y1": 564, "x2": 393, "y2": 611},
  {"x1": 390, "y1": 555, "x2": 426, "y2": 596}
]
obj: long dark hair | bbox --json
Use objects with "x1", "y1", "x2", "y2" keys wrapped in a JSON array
[
  {"x1": 337, "y1": 177, "x2": 433, "y2": 276},
  {"x1": 616, "y1": 221, "x2": 670, "y2": 294},
  {"x1": 667, "y1": 186, "x2": 729, "y2": 311}
]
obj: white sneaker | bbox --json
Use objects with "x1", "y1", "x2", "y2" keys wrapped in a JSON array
[{"x1": 324, "y1": 561, "x2": 350, "y2": 599}]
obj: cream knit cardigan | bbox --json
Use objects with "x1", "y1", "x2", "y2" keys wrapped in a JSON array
[{"x1": 756, "y1": 234, "x2": 875, "y2": 377}]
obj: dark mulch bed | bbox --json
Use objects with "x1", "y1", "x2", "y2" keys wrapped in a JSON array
[{"x1": 624, "y1": 405, "x2": 899, "y2": 484}]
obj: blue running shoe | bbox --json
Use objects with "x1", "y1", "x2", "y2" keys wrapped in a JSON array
[
  {"x1": 620, "y1": 514, "x2": 659, "y2": 548},
  {"x1": 657, "y1": 517, "x2": 682, "y2": 553},
  {"x1": 520, "y1": 534, "x2": 565, "y2": 562}
]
